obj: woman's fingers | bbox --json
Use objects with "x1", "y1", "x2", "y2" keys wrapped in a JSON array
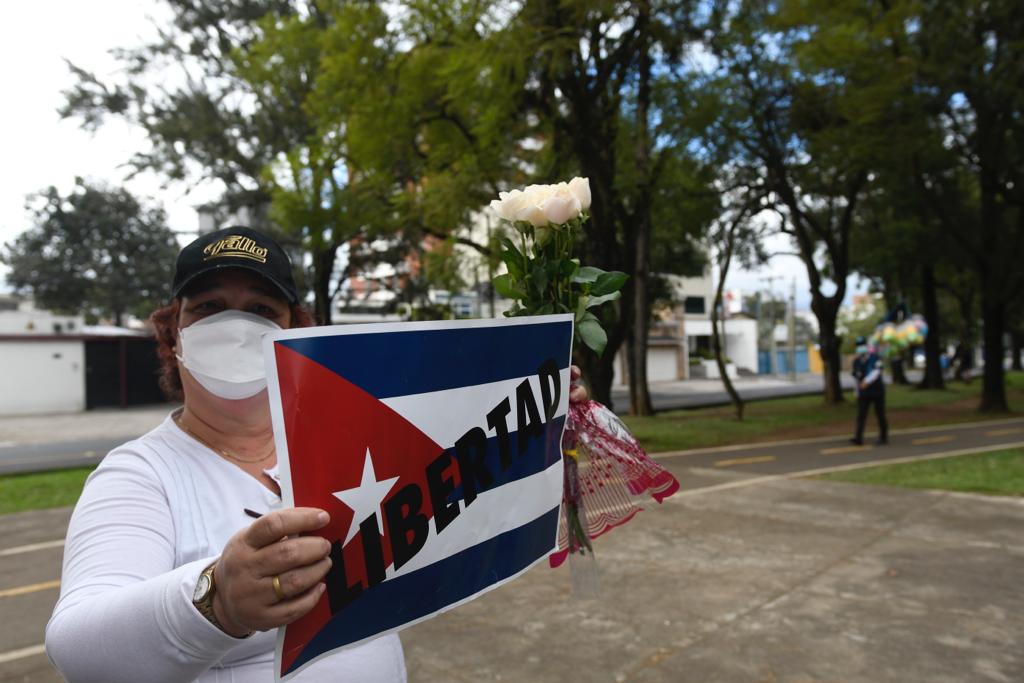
[
  {"x1": 268, "y1": 555, "x2": 333, "y2": 603},
  {"x1": 244, "y1": 508, "x2": 329, "y2": 549},
  {"x1": 254, "y1": 536, "x2": 332, "y2": 577},
  {"x1": 569, "y1": 365, "x2": 588, "y2": 403},
  {"x1": 261, "y1": 583, "x2": 329, "y2": 628}
]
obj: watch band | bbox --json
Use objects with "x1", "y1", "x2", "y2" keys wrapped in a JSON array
[{"x1": 193, "y1": 562, "x2": 224, "y2": 629}]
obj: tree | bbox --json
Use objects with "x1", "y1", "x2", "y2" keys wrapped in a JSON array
[
  {"x1": 2, "y1": 180, "x2": 179, "y2": 326},
  {"x1": 710, "y1": 2, "x2": 878, "y2": 404},
  {"x1": 910, "y1": 0, "x2": 1024, "y2": 412},
  {"x1": 312, "y1": 0, "x2": 715, "y2": 410},
  {"x1": 514, "y1": 0, "x2": 715, "y2": 411},
  {"x1": 709, "y1": 198, "x2": 767, "y2": 420},
  {"x1": 60, "y1": 1, "x2": 405, "y2": 324}
]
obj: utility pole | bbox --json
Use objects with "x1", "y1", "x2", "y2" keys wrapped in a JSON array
[
  {"x1": 787, "y1": 278, "x2": 797, "y2": 382},
  {"x1": 761, "y1": 275, "x2": 781, "y2": 375}
]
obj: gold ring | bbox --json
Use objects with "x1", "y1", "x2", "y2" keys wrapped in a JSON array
[{"x1": 272, "y1": 574, "x2": 286, "y2": 601}]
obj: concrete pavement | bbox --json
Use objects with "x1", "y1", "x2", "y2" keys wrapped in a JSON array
[
  {"x1": 2, "y1": 464, "x2": 1021, "y2": 682},
  {"x1": 609, "y1": 373, "x2": 856, "y2": 413}
]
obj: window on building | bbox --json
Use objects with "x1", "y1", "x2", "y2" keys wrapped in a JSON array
[
  {"x1": 452, "y1": 301, "x2": 474, "y2": 318},
  {"x1": 684, "y1": 296, "x2": 706, "y2": 314}
]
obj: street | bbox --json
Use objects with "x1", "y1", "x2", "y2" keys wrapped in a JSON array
[
  {"x1": 0, "y1": 374, "x2": 854, "y2": 476},
  {"x1": 2, "y1": 422, "x2": 1022, "y2": 682}
]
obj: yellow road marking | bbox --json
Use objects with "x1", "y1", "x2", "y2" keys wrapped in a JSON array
[
  {"x1": 0, "y1": 579, "x2": 60, "y2": 599},
  {"x1": 714, "y1": 455, "x2": 776, "y2": 467},
  {"x1": 0, "y1": 539, "x2": 64, "y2": 557},
  {"x1": 0, "y1": 644, "x2": 47, "y2": 665},
  {"x1": 985, "y1": 428, "x2": 1024, "y2": 437},
  {"x1": 821, "y1": 445, "x2": 872, "y2": 455},
  {"x1": 912, "y1": 435, "x2": 955, "y2": 446}
]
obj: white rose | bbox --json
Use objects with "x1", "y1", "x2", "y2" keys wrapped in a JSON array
[
  {"x1": 491, "y1": 180, "x2": 587, "y2": 227},
  {"x1": 506, "y1": 184, "x2": 550, "y2": 227},
  {"x1": 491, "y1": 189, "x2": 528, "y2": 222},
  {"x1": 568, "y1": 177, "x2": 591, "y2": 211},
  {"x1": 539, "y1": 189, "x2": 582, "y2": 225}
]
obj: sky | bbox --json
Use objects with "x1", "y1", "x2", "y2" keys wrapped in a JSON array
[{"x1": 0, "y1": 0, "x2": 863, "y2": 311}]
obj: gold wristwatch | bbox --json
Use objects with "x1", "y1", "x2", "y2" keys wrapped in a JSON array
[{"x1": 192, "y1": 562, "x2": 224, "y2": 629}]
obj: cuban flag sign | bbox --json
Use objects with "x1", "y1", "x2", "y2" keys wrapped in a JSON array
[{"x1": 264, "y1": 314, "x2": 574, "y2": 680}]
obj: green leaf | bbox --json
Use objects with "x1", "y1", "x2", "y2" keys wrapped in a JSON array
[
  {"x1": 572, "y1": 266, "x2": 605, "y2": 284},
  {"x1": 577, "y1": 315, "x2": 608, "y2": 355},
  {"x1": 537, "y1": 303, "x2": 554, "y2": 315},
  {"x1": 493, "y1": 273, "x2": 523, "y2": 299},
  {"x1": 586, "y1": 291, "x2": 621, "y2": 308},
  {"x1": 499, "y1": 238, "x2": 525, "y2": 278},
  {"x1": 530, "y1": 264, "x2": 548, "y2": 295},
  {"x1": 575, "y1": 295, "x2": 589, "y2": 322},
  {"x1": 560, "y1": 259, "x2": 579, "y2": 278},
  {"x1": 591, "y1": 271, "x2": 628, "y2": 296}
]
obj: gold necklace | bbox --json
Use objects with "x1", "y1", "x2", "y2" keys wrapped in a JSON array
[{"x1": 175, "y1": 416, "x2": 275, "y2": 465}]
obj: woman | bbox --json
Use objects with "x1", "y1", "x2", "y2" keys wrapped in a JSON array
[
  {"x1": 46, "y1": 227, "x2": 405, "y2": 682},
  {"x1": 47, "y1": 226, "x2": 586, "y2": 682}
]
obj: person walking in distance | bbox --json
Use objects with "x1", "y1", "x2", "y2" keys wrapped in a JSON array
[{"x1": 851, "y1": 335, "x2": 888, "y2": 446}]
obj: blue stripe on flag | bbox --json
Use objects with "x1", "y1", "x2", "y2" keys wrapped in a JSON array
[
  {"x1": 275, "y1": 321, "x2": 573, "y2": 398},
  {"x1": 286, "y1": 505, "x2": 561, "y2": 674}
]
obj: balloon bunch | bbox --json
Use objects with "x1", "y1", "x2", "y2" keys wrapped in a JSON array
[{"x1": 869, "y1": 314, "x2": 929, "y2": 358}]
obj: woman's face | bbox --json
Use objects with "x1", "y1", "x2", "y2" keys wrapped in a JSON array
[
  {"x1": 178, "y1": 268, "x2": 292, "y2": 330},
  {"x1": 175, "y1": 268, "x2": 292, "y2": 411}
]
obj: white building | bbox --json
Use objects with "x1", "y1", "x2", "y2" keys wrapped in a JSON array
[
  {"x1": 611, "y1": 272, "x2": 758, "y2": 385},
  {"x1": 0, "y1": 297, "x2": 161, "y2": 416}
]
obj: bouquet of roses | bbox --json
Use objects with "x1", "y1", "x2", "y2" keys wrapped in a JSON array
[{"x1": 490, "y1": 178, "x2": 680, "y2": 572}]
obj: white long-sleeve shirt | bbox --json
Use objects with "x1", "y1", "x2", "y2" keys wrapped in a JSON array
[{"x1": 46, "y1": 413, "x2": 406, "y2": 683}]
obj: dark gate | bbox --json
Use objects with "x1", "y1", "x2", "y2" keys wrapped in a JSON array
[{"x1": 85, "y1": 337, "x2": 166, "y2": 409}]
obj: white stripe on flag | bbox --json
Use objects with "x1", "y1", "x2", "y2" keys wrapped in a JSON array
[
  {"x1": 387, "y1": 460, "x2": 563, "y2": 579},
  {"x1": 380, "y1": 368, "x2": 570, "y2": 448}
]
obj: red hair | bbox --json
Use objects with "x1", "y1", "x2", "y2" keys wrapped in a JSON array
[{"x1": 150, "y1": 300, "x2": 316, "y2": 401}]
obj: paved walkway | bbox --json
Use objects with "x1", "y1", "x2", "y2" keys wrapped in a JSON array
[
  {"x1": 0, "y1": 373, "x2": 842, "y2": 448},
  {"x1": 2, "y1": 467, "x2": 1021, "y2": 682}
]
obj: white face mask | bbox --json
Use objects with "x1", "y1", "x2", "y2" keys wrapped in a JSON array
[{"x1": 176, "y1": 310, "x2": 282, "y2": 400}]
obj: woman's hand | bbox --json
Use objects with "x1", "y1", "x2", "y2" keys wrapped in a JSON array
[
  {"x1": 212, "y1": 508, "x2": 332, "y2": 636},
  {"x1": 569, "y1": 365, "x2": 588, "y2": 404}
]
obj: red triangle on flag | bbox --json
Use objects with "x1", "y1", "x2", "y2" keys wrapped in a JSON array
[{"x1": 273, "y1": 343, "x2": 453, "y2": 674}]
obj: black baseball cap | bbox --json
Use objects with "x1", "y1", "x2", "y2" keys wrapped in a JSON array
[
  {"x1": 855, "y1": 335, "x2": 868, "y2": 346},
  {"x1": 171, "y1": 226, "x2": 298, "y2": 303}
]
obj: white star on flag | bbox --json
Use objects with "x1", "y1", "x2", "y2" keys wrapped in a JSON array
[{"x1": 332, "y1": 448, "x2": 400, "y2": 546}]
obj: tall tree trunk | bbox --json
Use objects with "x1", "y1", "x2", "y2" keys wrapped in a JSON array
[
  {"x1": 711, "y1": 229, "x2": 744, "y2": 420},
  {"x1": 979, "y1": 291, "x2": 1008, "y2": 412},
  {"x1": 805, "y1": 291, "x2": 848, "y2": 405},
  {"x1": 918, "y1": 265, "x2": 945, "y2": 389},
  {"x1": 812, "y1": 295, "x2": 844, "y2": 404},
  {"x1": 312, "y1": 248, "x2": 335, "y2": 325},
  {"x1": 627, "y1": 0, "x2": 653, "y2": 416}
]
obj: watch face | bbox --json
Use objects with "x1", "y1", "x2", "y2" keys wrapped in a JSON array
[{"x1": 193, "y1": 572, "x2": 211, "y2": 602}]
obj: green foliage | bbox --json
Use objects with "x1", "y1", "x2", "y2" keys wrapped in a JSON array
[
  {"x1": 622, "y1": 372, "x2": 1024, "y2": 453},
  {"x1": 494, "y1": 212, "x2": 626, "y2": 356},
  {"x1": 819, "y1": 449, "x2": 1024, "y2": 497},
  {"x1": 1, "y1": 180, "x2": 178, "y2": 325}
]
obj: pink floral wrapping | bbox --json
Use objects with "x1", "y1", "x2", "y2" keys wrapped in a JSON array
[{"x1": 550, "y1": 399, "x2": 680, "y2": 568}]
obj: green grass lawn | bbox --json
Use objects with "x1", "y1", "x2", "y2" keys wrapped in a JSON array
[
  {"x1": 622, "y1": 371, "x2": 1024, "y2": 453},
  {"x1": 0, "y1": 467, "x2": 95, "y2": 516},
  {"x1": 817, "y1": 447, "x2": 1024, "y2": 496}
]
